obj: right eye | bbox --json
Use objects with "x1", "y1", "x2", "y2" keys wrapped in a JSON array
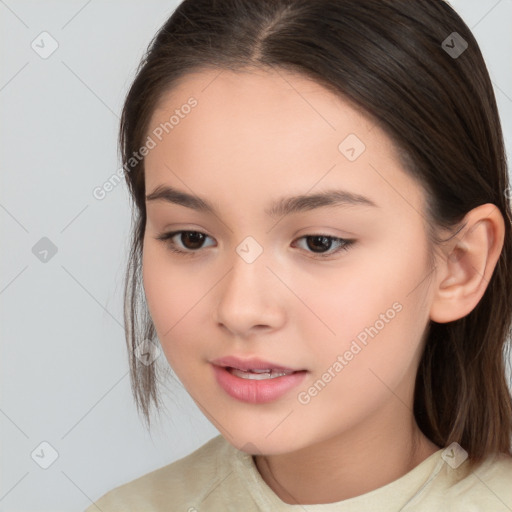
[{"x1": 155, "y1": 230, "x2": 216, "y2": 255}]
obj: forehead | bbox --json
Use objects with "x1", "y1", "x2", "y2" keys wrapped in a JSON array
[
  {"x1": 143, "y1": 67, "x2": 426, "y2": 219},
  {"x1": 148, "y1": 66, "x2": 375, "y2": 145}
]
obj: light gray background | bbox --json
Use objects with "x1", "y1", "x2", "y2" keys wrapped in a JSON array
[{"x1": 1, "y1": 1, "x2": 511, "y2": 510}]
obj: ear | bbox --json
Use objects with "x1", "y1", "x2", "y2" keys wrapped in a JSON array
[{"x1": 429, "y1": 203, "x2": 505, "y2": 323}]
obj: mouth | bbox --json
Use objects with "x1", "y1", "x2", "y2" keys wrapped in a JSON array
[
  {"x1": 211, "y1": 356, "x2": 308, "y2": 403},
  {"x1": 225, "y1": 367, "x2": 298, "y2": 380},
  {"x1": 211, "y1": 355, "x2": 303, "y2": 373}
]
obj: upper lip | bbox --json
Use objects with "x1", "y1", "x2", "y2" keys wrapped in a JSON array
[{"x1": 211, "y1": 356, "x2": 302, "y2": 372}]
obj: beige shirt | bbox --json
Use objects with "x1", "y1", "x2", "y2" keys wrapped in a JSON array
[{"x1": 84, "y1": 434, "x2": 512, "y2": 511}]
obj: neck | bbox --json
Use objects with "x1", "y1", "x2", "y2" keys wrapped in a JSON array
[{"x1": 254, "y1": 409, "x2": 440, "y2": 505}]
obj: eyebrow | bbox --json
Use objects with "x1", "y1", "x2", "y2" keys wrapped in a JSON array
[{"x1": 145, "y1": 184, "x2": 378, "y2": 218}]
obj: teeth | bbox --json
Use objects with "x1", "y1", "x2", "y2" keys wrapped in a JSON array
[{"x1": 228, "y1": 367, "x2": 294, "y2": 380}]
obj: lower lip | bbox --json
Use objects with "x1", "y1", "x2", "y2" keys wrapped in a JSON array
[{"x1": 212, "y1": 365, "x2": 307, "y2": 404}]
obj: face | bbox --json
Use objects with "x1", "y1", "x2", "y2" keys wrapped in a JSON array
[{"x1": 142, "y1": 67, "x2": 438, "y2": 454}]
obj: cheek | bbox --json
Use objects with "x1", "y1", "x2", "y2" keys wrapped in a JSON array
[
  {"x1": 295, "y1": 292, "x2": 429, "y2": 435},
  {"x1": 142, "y1": 243, "x2": 196, "y2": 347},
  {"x1": 141, "y1": 241, "x2": 217, "y2": 377},
  {"x1": 303, "y1": 236, "x2": 432, "y2": 379},
  {"x1": 296, "y1": 250, "x2": 425, "y2": 342}
]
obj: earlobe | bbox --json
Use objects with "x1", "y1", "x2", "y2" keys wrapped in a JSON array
[{"x1": 429, "y1": 204, "x2": 505, "y2": 324}]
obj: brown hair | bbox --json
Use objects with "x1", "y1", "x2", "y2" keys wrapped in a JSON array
[{"x1": 119, "y1": 0, "x2": 512, "y2": 467}]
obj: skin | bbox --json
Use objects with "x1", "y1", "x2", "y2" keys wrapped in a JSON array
[{"x1": 141, "y1": 67, "x2": 505, "y2": 504}]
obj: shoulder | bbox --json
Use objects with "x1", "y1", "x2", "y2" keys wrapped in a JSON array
[
  {"x1": 443, "y1": 451, "x2": 512, "y2": 510},
  {"x1": 83, "y1": 435, "x2": 236, "y2": 512}
]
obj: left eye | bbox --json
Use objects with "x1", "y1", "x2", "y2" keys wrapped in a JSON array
[
  {"x1": 293, "y1": 234, "x2": 354, "y2": 256},
  {"x1": 155, "y1": 230, "x2": 354, "y2": 258}
]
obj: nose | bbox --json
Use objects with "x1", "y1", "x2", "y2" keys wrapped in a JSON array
[{"x1": 214, "y1": 250, "x2": 287, "y2": 338}]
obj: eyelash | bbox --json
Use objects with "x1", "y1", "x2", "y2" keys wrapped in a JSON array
[{"x1": 154, "y1": 230, "x2": 355, "y2": 259}]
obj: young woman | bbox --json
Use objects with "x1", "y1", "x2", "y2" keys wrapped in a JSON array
[{"x1": 85, "y1": 0, "x2": 512, "y2": 509}]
